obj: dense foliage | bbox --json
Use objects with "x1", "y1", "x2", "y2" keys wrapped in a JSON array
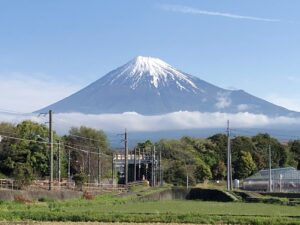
[
  {"x1": 0, "y1": 122, "x2": 110, "y2": 187},
  {"x1": 63, "y1": 126, "x2": 110, "y2": 181},
  {"x1": 138, "y1": 133, "x2": 298, "y2": 186},
  {"x1": 0, "y1": 121, "x2": 57, "y2": 186},
  {"x1": 1, "y1": 120, "x2": 300, "y2": 187}
]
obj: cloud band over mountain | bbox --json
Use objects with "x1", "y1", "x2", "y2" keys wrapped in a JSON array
[{"x1": 2, "y1": 111, "x2": 300, "y2": 134}]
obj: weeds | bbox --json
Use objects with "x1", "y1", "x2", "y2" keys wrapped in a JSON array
[{"x1": 13, "y1": 195, "x2": 32, "y2": 204}]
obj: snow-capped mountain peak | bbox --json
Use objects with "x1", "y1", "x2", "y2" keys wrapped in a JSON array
[
  {"x1": 107, "y1": 56, "x2": 198, "y2": 90},
  {"x1": 37, "y1": 56, "x2": 299, "y2": 117}
]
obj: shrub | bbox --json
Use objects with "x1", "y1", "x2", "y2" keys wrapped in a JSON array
[
  {"x1": 14, "y1": 195, "x2": 32, "y2": 204},
  {"x1": 82, "y1": 191, "x2": 95, "y2": 200},
  {"x1": 13, "y1": 163, "x2": 34, "y2": 188},
  {"x1": 73, "y1": 172, "x2": 87, "y2": 191},
  {"x1": 194, "y1": 162, "x2": 212, "y2": 182}
]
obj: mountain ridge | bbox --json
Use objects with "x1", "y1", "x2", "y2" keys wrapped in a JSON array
[{"x1": 37, "y1": 56, "x2": 299, "y2": 117}]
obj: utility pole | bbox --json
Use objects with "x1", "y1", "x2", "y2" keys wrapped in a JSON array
[
  {"x1": 227, "y1": 120, "x2": 232, "y2": 191},
  {"x1": 155, "y1": 146, "x2": 156, "y2": 186},
  {"x1": 87, "y1": 151, "x2": 91, "y2": 185},
  {"x1": 134, "y1": 148, "x2": 137, "y2": 182},
  {"x1": 153, "y1": 146, "x2": 156, "y2": 187},
  {"x1": 230, "y1": 143, "x2": 233, "y2": 189},
  {"x1": 151, "y1": 148, "x2": 153, "y2": 186},
  {"x1": 269, "y1": 144, "x2": 272, "y2": 192},
  {"x1": 138, "y1": 148, "x2": 141, "y2": 181},
  {"x1": 159, "y1": 149, "x2": 163, "y2": 187},
  {"x1": 124, "y1": 129, "x2": 128, "y2": 185},
  {"x1": 68, "y1": 148, "x2": 71, "y2": 186},
  {"x1": 186, "y1": 173, "x2": 189, "y2": 191},
  {"x1": 112, "y1": 153, "x2": 115, "y2": 186},
  {"x1": 57, "y1": 140, "x2": 61, "y2": 188},
  {"x1": 144, "y1": 148, "x2": 147, "y2": 181},
  {"x1": 98, "y1": 147, "x2": 101, "y2": 187},
  {"x1": 49, "y1": 110, "x2": 53, "y2": 191}
]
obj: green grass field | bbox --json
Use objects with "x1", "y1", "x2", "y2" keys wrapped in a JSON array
[{"x1": 1, "y1": 191, "x2": 300, "y2": 225}]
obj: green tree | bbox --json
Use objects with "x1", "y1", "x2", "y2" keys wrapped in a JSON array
[
  {"x1": 251, "y1": 133, "x2": 289, "y2": 170},
  {"x1": 289, "y1": 140, "x2": 300, "y2": 169},
  {"x1": 0, "y1": 122, "x2": 15, "y2": 135},
  {"x1": 13, "y1": 162, "x2": 34, "y2": 188},
  {"x1": 16, "y1": 120, "x2": 51, "y2": 177},
  {"x1": 194, "y1": 160, "x2": 212, "y2": 182},
  {"x1": 234, "y1": 151, "x2": 256, "y2": 179},
  {"x1": 0, "y1": 120, "x2": 54, "y2": 186},
  {"x1": 73, "y1": 172, "x2": 87, "y2": 191},
  {"x1": 163, "y1": 161, "x2": 193, "y2": 186},
  {"x1": 64, "y1": 126, "x2": 110, "y2": 180},
  {"x1": 136, "y1": 140, "x2": 153, "y2": 152},
  {"x1": 208, "y1": 133, "x2": 227, "y2": 162},
  {"x1": 212, "y1": 160, "x2": 226, "y2": 180}
]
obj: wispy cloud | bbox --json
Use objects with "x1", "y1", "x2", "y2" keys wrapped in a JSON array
[
  {"x1": 0, "y1": 73, "x2": 83, "y2": 112},
  {"x1": 215, "y1": 92, "x2": 232, "y2": 109},
  {"x1": 159, "y1": 4, "x2": 280, "y2": 23}
]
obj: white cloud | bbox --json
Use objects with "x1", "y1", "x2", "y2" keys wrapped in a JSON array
[
  {"x1": 159, "y1": 4, "x2": 280, "y2": 22},
  {"x1": 1, "y1": 111, "x2": 300, "y2": 134},
  {"x1": 215, "y1": 92, "x2": 232, "y2": 109},
  {"x1": 237, "y1": 104, "x2": 251, "y2": 111},
  {"x1": 0, "y1": 73, "x2": 81, "y2": 112}
]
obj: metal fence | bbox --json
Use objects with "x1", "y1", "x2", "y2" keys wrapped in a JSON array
[
  {"x1": 0, "y1": 179, "x2": 128, "y2": 192},
  {"x1": 0, "y1": 179, "x2": 147, "y2": 192}
]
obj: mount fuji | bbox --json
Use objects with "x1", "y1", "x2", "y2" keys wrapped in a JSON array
[{"x1": 37, "y1": 56, "x2": 299, "y2": 117}]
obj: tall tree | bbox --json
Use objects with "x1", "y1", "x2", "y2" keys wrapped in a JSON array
[
  {"x1": 234, "y1": 151, "x2": 256, "y2": 179},
  {"x1": 64, "y1": 126, "x2": 110, "y2": 181},
  {"x1": 289, "y1": 140, "x2": 300, "y2": 169},
  {"x1": 0, "y1": 120, "x2": 55, "y2": 186}
]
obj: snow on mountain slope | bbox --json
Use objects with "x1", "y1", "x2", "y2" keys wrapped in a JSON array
[
  {"x1": 104, "y1": 56, "x2": 199, "y2": 91},
  {"x1": 37, "y1": 56, "x2": 300, "y2": 117}
]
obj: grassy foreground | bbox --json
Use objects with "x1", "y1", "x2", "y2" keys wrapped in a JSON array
[{"x1": 0, "y1": 190, "x2": 300, "y2": 225}]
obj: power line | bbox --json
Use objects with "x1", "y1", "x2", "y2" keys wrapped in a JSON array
[
  {"x1": 0, "y1": 108, "x2": 39, "y2": 117},
  {"x1": 64, "y1": 144, "x2": 111, "y2": 157},
  {"x1": 0, "y1": 130, "x2": 18, "y2": 136},
  {"x1": 0, "y1": 133, "x2": 111, "y2": 158},
  {"x1": 0, "y1": 134, "x2": 53, "y2": 145},
  {"x1": 65, "y1": 143, "x2": 101, "y2": 151},
  {"x1": 68, "y1": 134, "x2": 103, "y2": 143}
]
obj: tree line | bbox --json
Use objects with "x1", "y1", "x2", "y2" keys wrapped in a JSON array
[
  {"x1": 137, "y1": 134, "x2": 300, "y2": 186},
  {"x1": 0, "y1": 121, "x2": 110, "y2": 187},
  {"x1": 0, "y1": 120, "x2": 300, "y2": 187}
]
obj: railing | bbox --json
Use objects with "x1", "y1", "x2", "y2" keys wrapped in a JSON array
[
  {"x1": 0, "y1": 179, "x2": 16, "y2": 190},
  {"x1": 127, "y1": 180, "x2": 149, "y2": 187},
  {"x1": 0, "y1": 179, "x2": 128, "y2": 192}
]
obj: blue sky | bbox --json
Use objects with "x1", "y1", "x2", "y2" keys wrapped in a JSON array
[{"x1": 1, "y1": 0, "x2": 300, "y2": 112}]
